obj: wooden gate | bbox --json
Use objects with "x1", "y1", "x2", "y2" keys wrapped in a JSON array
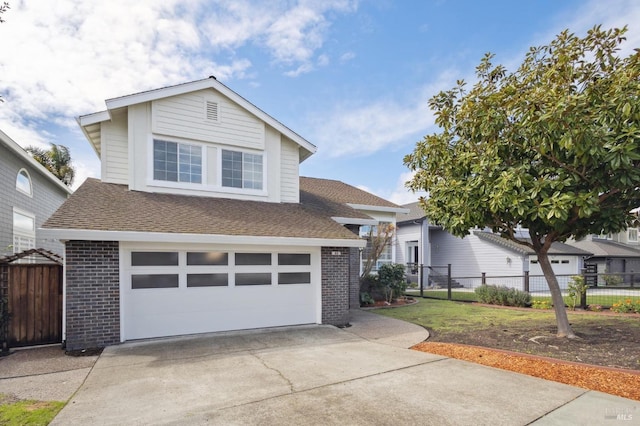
[{"x1": 0, "y1": 249, "x2": 63, "y2": 350}]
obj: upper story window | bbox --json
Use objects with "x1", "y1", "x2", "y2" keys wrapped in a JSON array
[
  {"x1": 153, "y1": 139, "x2": 202, "y2": 184},
  {"x1": 221, "y1": 149, "x2": 263, "y2": 190},
  {"x1": 16, "y1": 169, "x2": 32, "y2": 197},
  {"x1": 628, "y1": 228, "x2": 638, "y2": 242}
]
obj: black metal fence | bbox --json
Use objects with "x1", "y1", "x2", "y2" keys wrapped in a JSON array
[{"x1": 405, "y1": 263, "x2": 640, "y2": 308}]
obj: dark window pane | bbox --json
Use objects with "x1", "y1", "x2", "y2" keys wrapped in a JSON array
[
  {"x1": 187, "y1": 273, "x2": 228, "y2": 287},
  {"x1": 187, "y1": 252, "x2": 228, "y2": 265},
  {"x1": 132, "y1": 274, "x2": 179, "y2": 289},
  {"x1": 236, "y1": 273, "x2": 271, "y2": 286},
  {"x1": 278, "y1": 254, "x2": 311, "y2": 266},
  {"x1": 131, "y1": 252, "x2": 179, "y2": 266},
  {"x1": 278, "y1": 272, "x2": 311, "y2": 285},
  {"x1": 235, "y1": 253, "x2": 271, "y2": 265}
]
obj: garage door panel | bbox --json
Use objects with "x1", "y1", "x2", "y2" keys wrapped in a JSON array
[
  {"x1": 125, "y1": 288, "x2": 316, "y2": 340},
  {"x1": 123, "y1": 248, "x2": 318, "y2": 341}
]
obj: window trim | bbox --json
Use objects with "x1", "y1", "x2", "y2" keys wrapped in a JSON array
[
  {"x1": 16, "y1": 168, "x2": 33, "y2": 197},
  {"x1": 13, "y1": 207, "x2": 36, "y2": 256},
  {"x1": 628, "y1": 228, "x2": 638, "y2": 243},
  {"x1": 219, "y1": 148, "x2": 266, "y2": 192},
  {"x1": 149, "y1": 137, "x2": 206, "y2": 187}
]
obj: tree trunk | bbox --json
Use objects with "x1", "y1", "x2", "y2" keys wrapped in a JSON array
[{"x1": 536, "y1": 251, "x2": 576, "y2": 338}]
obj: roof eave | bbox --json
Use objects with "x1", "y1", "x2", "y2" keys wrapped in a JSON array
[
  {"x1": 347, "y1": 203, "x2": 410, "y2": 214},
  {"x1": 39, "y1": 228, "x2": 367, "y2": 248},
  {"x1": 332, "y1": 217, "x2": 378, "y2": 226}
]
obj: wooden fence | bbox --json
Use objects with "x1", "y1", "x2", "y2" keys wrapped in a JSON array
[{"x1": 2, "y1": 260, "x2": 63, "y2": 348}]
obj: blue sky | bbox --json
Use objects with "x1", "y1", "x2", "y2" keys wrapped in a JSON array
[{"x1": 1, "y1": 0, "x2": 639, "y2": 204}]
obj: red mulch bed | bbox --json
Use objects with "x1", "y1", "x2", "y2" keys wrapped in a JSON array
[{"x1": 412, "y1": 341, "x2": 640, "y2": 401}]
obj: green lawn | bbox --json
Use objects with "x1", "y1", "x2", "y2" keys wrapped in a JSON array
[
  {"x1": 376, "y1": 298, "x2": 640, "y2": 334},
  {"x1": 0, "y1": 395, "x2": 64, "y2": 426}
]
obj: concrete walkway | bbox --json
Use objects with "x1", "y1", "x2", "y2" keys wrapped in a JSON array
[{"x1": 48, "y1": 309, "x2": 640, "y2": 425}]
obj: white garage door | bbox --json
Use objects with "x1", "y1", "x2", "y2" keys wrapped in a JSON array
[
  {"x1": 121, "y1": 246, "x2": 320, "y2": 341},
  {"x1": 529, "y1": 256, "x2": 578, "y2": 288}
]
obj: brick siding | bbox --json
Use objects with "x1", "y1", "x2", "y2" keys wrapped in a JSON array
[
  {"x1": 65, "y1": 240, "x2": 120, "y2": 350},
  {"x1": 321, "y1": 247, "x2": 350, "y2": 325}
]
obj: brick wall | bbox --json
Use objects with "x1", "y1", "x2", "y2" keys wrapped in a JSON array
[
  {"x1": 321, "y1": 247, "x2": 350, "y2": 325},
  {"x1": 349, "y1": 247, "x2": 360, "y2": 308},
  {"x1": 65, "y1": 240, "x2": 120, "y2": 350}
]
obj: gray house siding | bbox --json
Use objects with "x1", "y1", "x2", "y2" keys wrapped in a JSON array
[{"x1": 0, "y1": 142, "x2": 69, "y2": 257}]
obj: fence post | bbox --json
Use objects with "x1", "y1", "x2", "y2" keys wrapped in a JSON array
[
  {"x1": 580, "y1": 268, "x2": 588, "y2": 309},
  {"x1": 419, "y1": 264, "x2": 424, "y2": 298},
  {"x1": 481, "y1": 272, "x2": 486, "y2": 285},
  {"x1": 523, "y1": 271, "x2": 529, "y2": 293},
  {"x1": 447, "y1": 264, "x2": 452, "y2": 301},
  {"x1": 631, "y1": 272, "x2": 635, "y2": 288}
]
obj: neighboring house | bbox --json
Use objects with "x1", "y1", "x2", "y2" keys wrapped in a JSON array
[
  {"x1": 567, "y1": 232, "x2": 640, "y2": 284},
  {"x1": 396, "y1": 201, "x2": 592, "y2": 289},
  {"x1": 0, "y1": 129, "x2": 72, "y2": 258},
  {"x1": 41, "y1": 77, "x2": 405, "y2": 350}
]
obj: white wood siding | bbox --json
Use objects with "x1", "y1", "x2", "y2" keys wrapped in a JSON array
[
  {"x1": 129, "y1": 103, "x2": 151, "y2": 192},
  {"x1": 152, "y1": 90, "x2": 265, "y2": 150},
  {"x1": 430, "y1": 230, "x2": 523, "y2": 277},
  {"x1": 396, "y1": 224, "x2": 421, "y2": 265},
  {"x1": 101, "y1": 111, "x2": 128, "y2": 184},
  {"x1": 280, "y1": 137, "x2": 299, "y2": 203}
]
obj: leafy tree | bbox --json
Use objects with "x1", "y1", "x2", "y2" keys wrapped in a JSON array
[
  {"x1": 0, "y1": 2, "x2": 8, "y2": 23},
  {"x1": 26, "y1": 144, "x2": 75, "y2": 186},
  {"x1": 404, "y1": 26, "x2": 640, "y2": 338},
  {"x1": 360, "y1": 223, "x2": 394, "y2": 278}
]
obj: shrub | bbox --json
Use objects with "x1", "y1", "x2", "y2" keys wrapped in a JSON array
[
  {"x1": 378, "y1": 263, "x2": 408, "y2": 303},
  {"x1": 567, "y1": 275, "x2": 588, "y2": 310},
  {"x1": 474, "y1": 284, "x2": 531, "y2": 307},
  {"x1": 359, "y1": 292, "x2": 374, "y2": 306},
  {"x1": 610, "y1": 298, "x2": 640, "y2": 314},
  {"x1": 532, "y1": 300, "x2": 552, "y2": 310},
  {"x1": 602, "y1": 274, "x2": 623, "y2": 287}
]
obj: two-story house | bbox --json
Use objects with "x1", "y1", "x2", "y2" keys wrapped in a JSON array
[
  {"x1": 0, "y1": 129, "x2": 72, "y2": 258},
  {"x1": 41, "y1": 78, "x2": 405, "y2": 351}
]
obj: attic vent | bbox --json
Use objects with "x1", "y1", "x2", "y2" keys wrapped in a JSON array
[{"x1": 206, "y1": 101, "x2": 219, "y2": 122}]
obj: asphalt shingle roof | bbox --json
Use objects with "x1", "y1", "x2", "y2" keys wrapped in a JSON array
[
  {"x1": 300, "y1": 177, "x2": 401, "y2": 209},
  {"x1": 566, "y1": 239, "x2": 640, "y2": 258},
  {"x1": 474, "y1": 231, "x2": 593, "y2": 256},
  {"x1": 397, "y1": 201, "x2": 427, "y2": 224},
  {"x1": 43, "y1": 178, "x2": 377, "y2": 240}
]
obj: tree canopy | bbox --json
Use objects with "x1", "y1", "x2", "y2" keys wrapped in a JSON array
[
  {"x1": 404, "y1": 26, "x2": 640, "y2": 337},
  {"x1": 27, "y1": 143, "x2": 75, "y2": 186}
]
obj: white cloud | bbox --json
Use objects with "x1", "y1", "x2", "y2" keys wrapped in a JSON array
[
  {"x1": 0, "y1": 0, "x2": 357, "y2": 187},
  {"x1": 310, "y1": 70, "x2": 457, "y2": 157},
  {"x1": 387, "y1": 171, "x2": 427, "y2": 206},
  {"x1": 340, "y1": 51, "x2": 356, "y2": 63}
]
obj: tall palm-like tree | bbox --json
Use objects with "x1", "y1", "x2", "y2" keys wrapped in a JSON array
[{"x1": 26, "y1": 143, "x2": 75, "y2": 186}]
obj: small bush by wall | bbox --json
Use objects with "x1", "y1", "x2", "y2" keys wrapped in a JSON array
[{"x1": 474, "y1": 284, "x2": 531, "y2": 307}]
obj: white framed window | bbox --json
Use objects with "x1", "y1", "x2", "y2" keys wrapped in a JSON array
[
  {"x1": 376, "y1": 244, "x2": 393, "y2": 270},
  {"x1": 153, "y1": 139, "x2": 202, "y2": 184},
  {"x1": 221, "y1": 149, "x2": 263, "y2": 190},
  {"x1": 16, "y1": 169, "x2": 32, "y2": 197},
  {"x1": 628, "y1": 228, "x2": 638, "y2": 242},
  {"x1": 13, "y1": 208, "x2": 36, "y2": 259}
]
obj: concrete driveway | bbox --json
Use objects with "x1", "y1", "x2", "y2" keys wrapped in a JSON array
[{"x1": 51, "y1": 310, "x2": 640, "y2": 425}]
